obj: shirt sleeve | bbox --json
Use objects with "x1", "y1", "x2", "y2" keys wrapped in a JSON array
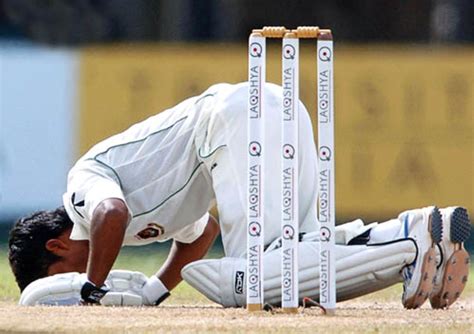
[
  {"x1": 172, "y1": 212, "x2": 210, "y2": 244},
  {"x1": 83, "y1": 178, "x2": 126, "y2": 221},
  {"x1": 66, "y1": 178, "x2": 128, "y2": 241}
]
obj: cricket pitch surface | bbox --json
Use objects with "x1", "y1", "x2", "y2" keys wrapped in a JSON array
[{"x1": 0, "y1": 297, "x2": 473, "y2": 333}]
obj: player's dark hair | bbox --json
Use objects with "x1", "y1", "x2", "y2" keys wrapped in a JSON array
[{"x1": 8, "y1": 207, "x2": 73, "y2": 291}]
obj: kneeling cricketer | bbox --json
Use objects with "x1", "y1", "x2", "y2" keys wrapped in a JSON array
[{"x1": 9, "y1": 82, "x2": 471, "y2": 309}]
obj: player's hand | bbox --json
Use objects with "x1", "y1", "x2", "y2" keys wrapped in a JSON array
[
  {"x1": 20, "y1": 272, "x2": 88, "y2": 306},
  {"x1": 80, "y1": 280, "x2": 110, "y2": 305},
  {"x1": 19, "y1": 270, "x2": 168, "y2": 306},
  {"x1": 104, "y1": 270, "x2": 170, "y2": 306}
]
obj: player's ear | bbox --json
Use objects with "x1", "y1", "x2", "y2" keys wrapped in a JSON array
[{"x1": 45, "y1": 238, "x2": 69, "y2": 255}]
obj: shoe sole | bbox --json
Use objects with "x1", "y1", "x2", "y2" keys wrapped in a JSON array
[
  {"x1": 430, "y1": 207, "x2": 471, "y2": 309},
  {"x1": 404, "y1": 207, "x2": 443, "y2": 309}
]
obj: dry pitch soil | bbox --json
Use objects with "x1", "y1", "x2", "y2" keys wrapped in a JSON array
[{"x1": 0, "y1": 297, "x2": 472, "y2": 333}]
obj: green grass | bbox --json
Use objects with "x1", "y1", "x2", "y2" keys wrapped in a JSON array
[
  {"x1": 1, "y1": 246, "x2": 473, "y2": 304},
  {"x1": 0, "y1": 248, "x2": 18, "y2": 301}
]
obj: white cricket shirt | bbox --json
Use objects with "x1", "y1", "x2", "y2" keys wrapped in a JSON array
[{"x1": 63, "y1": 89, "x2": 219, "y2": 245}]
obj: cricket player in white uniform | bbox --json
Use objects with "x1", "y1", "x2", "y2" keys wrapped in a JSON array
[{"x1": 9, "y1": 82, "x2": 471, "y2": 309}]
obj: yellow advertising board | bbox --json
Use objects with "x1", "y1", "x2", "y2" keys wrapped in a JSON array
[{"x1": 79, "y1": 44, "x2": 473, "y2": 220}]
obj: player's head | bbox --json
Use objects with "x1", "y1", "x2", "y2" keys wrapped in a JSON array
[{"x1": 8, "y1": 207, "x2": 89, "y2": 291}]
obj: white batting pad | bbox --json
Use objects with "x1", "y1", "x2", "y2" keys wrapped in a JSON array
[{"x1": 181, "y1": 240, "x2": 416, "y2": 307}]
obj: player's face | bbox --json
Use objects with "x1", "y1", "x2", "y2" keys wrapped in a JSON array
[
  {"x1": 65, "y1": 238, "x2": 89, "y2": 272},
  {"x1": 46, "y1": 228, "x2": 89, "y2": 276}
]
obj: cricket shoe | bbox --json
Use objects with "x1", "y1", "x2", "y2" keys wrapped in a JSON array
[
  {"x1": 399, "y1": 206, "x2": 442, "y2": 309},
  {"x1": 430, "y1": 207, "x2": 471, "y2": 309}
]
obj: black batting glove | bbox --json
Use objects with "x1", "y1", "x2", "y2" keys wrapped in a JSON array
[{"x1": 80, "y1": 281, "x2": 110, "y2": 304}]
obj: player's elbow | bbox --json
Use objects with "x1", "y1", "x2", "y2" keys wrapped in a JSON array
[{"x1": 92, "y1": 199, "x2": 130, "y2": 230}]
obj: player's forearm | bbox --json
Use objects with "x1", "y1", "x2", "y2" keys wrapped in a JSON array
[
  {"x1": 157, "y1": 216, "x2": 219, "y2": 290},
  {"x1": 87, "y1": 199, "x2": 129, "y2": 286}
]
